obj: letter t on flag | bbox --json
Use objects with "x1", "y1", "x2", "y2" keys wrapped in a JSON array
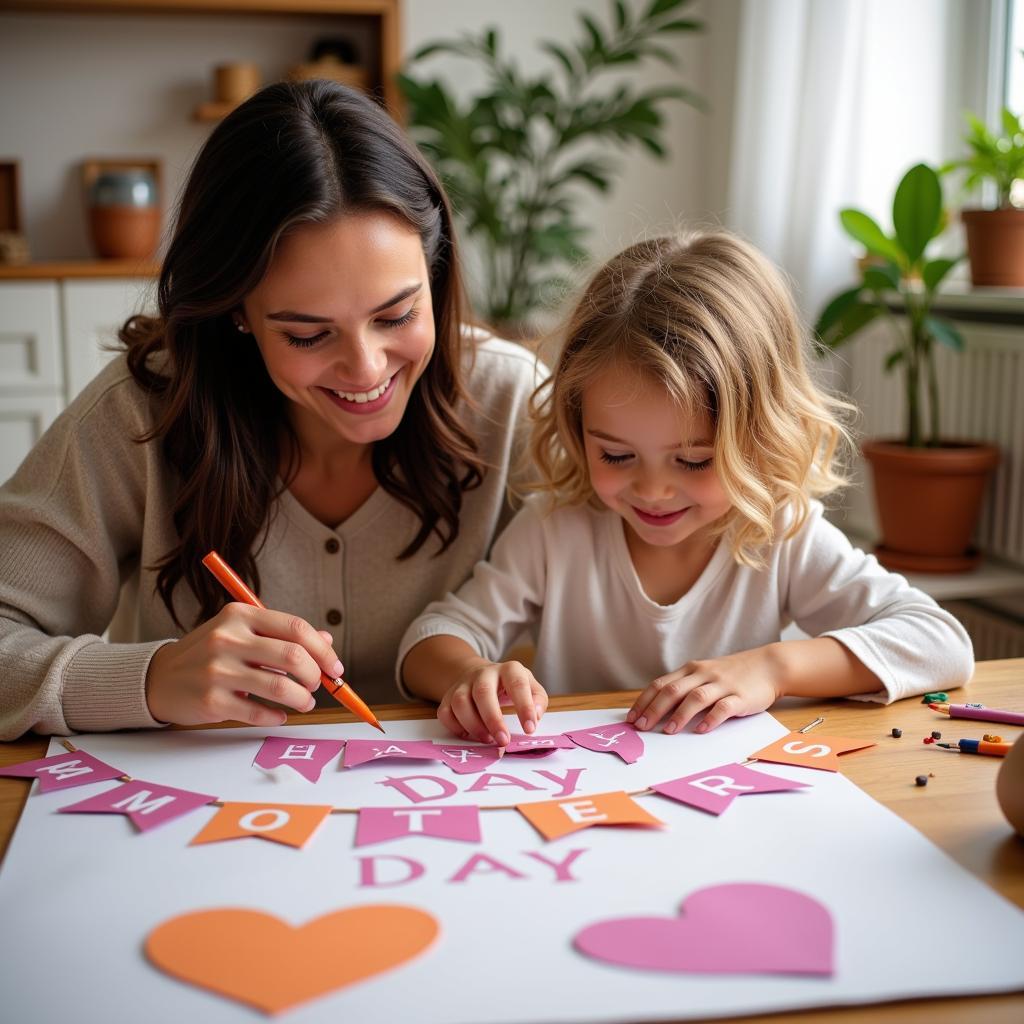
[{"x1": 355, "y1": 806, "x2": 482, "y2": 847}]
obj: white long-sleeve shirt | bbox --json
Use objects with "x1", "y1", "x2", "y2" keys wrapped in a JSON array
[{"x1": 398, "y1": 495, "x2": 974, "y2": 703}]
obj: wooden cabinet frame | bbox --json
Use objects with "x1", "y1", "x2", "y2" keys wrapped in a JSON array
[{"x1": 0, "y1": 0, "x2": 403, "y2": 114}]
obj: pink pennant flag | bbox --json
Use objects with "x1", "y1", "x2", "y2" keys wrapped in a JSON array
[
  {"x1": 343, "y1": 739, "x2": 442, "y2": 769},
  {"x1": 433, "y1": 743, "x2": 502, "y2": 774},
  {"x1": 503, "y1": 734, "x2": 575, "y2": 755},
  {"x1": 253, "y1": 737, "x2": 345, "y2": 782},
  {"x1": 651, "y1": 763, "x2": 810, "y2": 816},
  {"x1": 0, "y1": 750, "x2": 124, "y2": 793},
  {"x1": 565, "y1": 723, "x2": 645, "y2": 764},
  {"x1": 59, "y1": 779, "x2": 217, "y2": 832},
  {"x1": 355, "y1": 805, "x2": 482, "y2": 847}
]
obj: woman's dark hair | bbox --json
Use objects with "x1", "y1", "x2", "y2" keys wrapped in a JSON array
[{"x1": 122, "y1": 80, "x2": 484, "y2": 627}]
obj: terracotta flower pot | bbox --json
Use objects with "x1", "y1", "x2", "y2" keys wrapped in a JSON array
[
  {"x1": 87, "y1": 169, "x2": 161, "y2": 260},
  {"x1": 861, "y1": 439, "x2": 1000, "y2": 573},
  {"x1": 961, "y1": 208, "x2": 1024, "y2": 287}
]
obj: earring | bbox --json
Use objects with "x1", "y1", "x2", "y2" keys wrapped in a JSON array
[{"x1": 234, "y1": 320, "x2": 249, "y2": 334}]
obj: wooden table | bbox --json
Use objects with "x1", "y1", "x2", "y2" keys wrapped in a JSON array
[{"x1": 2, "y1": 658, "x2": 1022, "y2": 1023}]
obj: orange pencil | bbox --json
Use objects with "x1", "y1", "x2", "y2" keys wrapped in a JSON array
[{"x1": 201, "y1": 550, "x2": 385, "y2": 733}]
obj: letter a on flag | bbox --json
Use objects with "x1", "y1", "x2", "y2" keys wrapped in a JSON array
[
  {"x1": 517, "y1": 791, "x2": 663, "y2": 841},
  {"x1": 190, "y1": 802, "x2": 333, "y2": 848},
  {"x1": 0, "y1": 750, "x2": 124, "y2": 793},
  {"x1": 343, "y1": 740, "x2": 441, "y2": 768},
  {"x1": 60, "y1": 779, "x2": 217, "y2": 832},
  {"x1": 749, "y1": 733, "x2": 876, "y2": 772}
]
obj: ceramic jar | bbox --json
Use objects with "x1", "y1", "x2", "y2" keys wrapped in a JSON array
[{"x1": 88, "y1": 169, "x2": 160, "y2": 259}]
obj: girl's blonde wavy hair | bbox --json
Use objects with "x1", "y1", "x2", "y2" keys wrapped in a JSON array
[{"x1": 530, "y1": 229, "x2": 855, "y2": 568}]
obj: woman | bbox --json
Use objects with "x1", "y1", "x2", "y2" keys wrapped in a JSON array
[{"x1": 0, "y1": 81, "x2": 539, "y2": 738}]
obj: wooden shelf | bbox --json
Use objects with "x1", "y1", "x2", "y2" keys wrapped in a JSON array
[
  {"x1": 0, "y1": 0, "x2": 403, "y2": 115},
  {"x1": 0, "y1": 260, "x2": 160, "y2": 280}
]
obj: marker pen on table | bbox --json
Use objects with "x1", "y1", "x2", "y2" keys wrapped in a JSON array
[
  {"x1": 929, "y1": 703, "x2": 1024, "y2": 727},
  {"x1": 935, "y1": 739, "x2": 1011, "y2": 757}
]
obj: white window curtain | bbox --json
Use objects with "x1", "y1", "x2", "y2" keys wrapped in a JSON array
[{"x1": 724, "y1": 0, "x2": 982, "y2": 324}]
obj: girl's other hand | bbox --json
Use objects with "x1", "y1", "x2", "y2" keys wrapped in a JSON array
[
  {"x1": 626, "y1": 646, "x2": 784, "y2": 735},
  {"x1": 145, "y1": 603, "x2": 344, "y2": 726},
  {"x1": 438, "y1": 658, "x2": 548, "y2": 747}
]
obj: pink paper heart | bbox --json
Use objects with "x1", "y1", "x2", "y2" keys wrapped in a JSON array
[{"x1": 574, "y1": 883, "x2": 833, "y2": 975}]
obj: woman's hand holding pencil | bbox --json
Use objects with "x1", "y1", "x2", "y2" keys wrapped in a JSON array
[
  {"x1": 145, "y1": 601, "x2": 336, "y2": 728},
  {"x1": 146, "y1": 549, "x2": 384, "y2": 731}
]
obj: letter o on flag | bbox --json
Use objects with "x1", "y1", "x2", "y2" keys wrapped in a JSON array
[{"x1": 238, "y1": 809, "x2": 291, "y2": 833}]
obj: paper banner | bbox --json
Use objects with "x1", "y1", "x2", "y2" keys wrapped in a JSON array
[
  {"x1": 190, "y1": 802, "x2": 333, "y2": 849},
  {"x1": 503, "y1": 734, "x2": 575, "y2": 755},
  {"x1": 749, "y1": 733, "x2": 876, "y2": 772},
  {"x1": 650, "y1": 763, "x2": 810, "y2": 816},
  {"x1": 146, "y1": 905, "x2": 440, "y2": 1014},
  {"x1": 59, "y1": 779, "x2": 217, "y2": 832},
  {"x1": 565, "y1": 723, "x2": 644, "y2": 764},
  {"x1": 0, "y1": 750, "x2": 124, "y2": 793},
  {"x1": 432, "y1": 744, "x2": 502, "y2": 775},
  {"x1": 253, "y1": 737, "x2": 345, "y2": 783},
  {"x1": 355, "y1": 806, "x2": 482, "y2": 847},
  {"x1": 343, "y1": 740, "x2": 442, "y2": 769},
  {"x1": 574, "y1": 883, "x2": 834, "y2": 975},
  {"x1": 517, "y1": 790, "x2": 664, "y2": 841}
]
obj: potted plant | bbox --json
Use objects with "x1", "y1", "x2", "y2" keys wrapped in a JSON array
[
  {"x1": 942, "y1": 100, "x2": 1024, "y2": 286},
  {"x1": 815, "y1": 162, "x2": 999, "y2": 573},
  {"x1": 398, "y1": 0, "x2": 704, "y2": 336}
]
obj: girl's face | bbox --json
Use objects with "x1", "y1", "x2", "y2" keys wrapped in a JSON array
[
  {"x1": 581, "y1": 365, "x2": 732, "y2": 551},
  {"x1": 242, "y1": 211, "x2": 436, "y2": 454}
]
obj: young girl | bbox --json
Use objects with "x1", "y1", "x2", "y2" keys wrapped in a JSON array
[
  {"x1": 399, "y1": 230, "x2": 974, "y2": 746},
  {"x1": 0, "y1": 81, "x2": 540, "y2": 740}
]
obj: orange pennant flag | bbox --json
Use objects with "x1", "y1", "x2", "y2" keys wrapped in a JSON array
[
  {"x1": 517, "y1": 790, "x2": 664, "y2": 841},
  {"x1": 190, "y1": 802, "x2": 333, "y2": 849},
  {"x1": 749, "y1": 733, "x2": 876, "y2": 772}
]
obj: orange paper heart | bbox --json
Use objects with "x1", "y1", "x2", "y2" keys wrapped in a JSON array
[{"x1": 146, "y1": 905, "x2": 439, "y2": 1015}]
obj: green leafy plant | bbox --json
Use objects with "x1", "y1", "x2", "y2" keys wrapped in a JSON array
[
  {"x1": 398, "y1": 0, "x2": 704, "y2": 332},
  {"x1": 942, "y1": 108, "x2": 1024, "y2": 208},
  {"x1": 815, "y1": 163, "x2": 965, "y2": 449},
  {"x1": 942, "y1": 50, "x2": 1024, "y2": 209}
]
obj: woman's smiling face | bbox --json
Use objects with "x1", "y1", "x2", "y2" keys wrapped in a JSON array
[{"x1": 242, "y1": 210, "x2": 436, "y2": 453}]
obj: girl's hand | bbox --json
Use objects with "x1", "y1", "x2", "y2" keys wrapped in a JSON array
[
  {"x1": 145, "y1": 603, "x2": 343, "y2": 727},
  {"x1": 437, "y1": 657, "x2": 549, "y2": 747},
  {"x1": 627, "y1": 646, "x2": 785, "y2": 735}
]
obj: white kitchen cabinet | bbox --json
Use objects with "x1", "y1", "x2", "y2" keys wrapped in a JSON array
[
  {"x1": 0, "y1": 275, "x2": 155, "y2": 481},
  {"x1": 62, "y1": 278, "x2": 156, "y2": 399}
]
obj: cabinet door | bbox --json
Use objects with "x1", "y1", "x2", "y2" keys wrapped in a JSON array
[
  {"x1": 62, "y1": 279, "x2": 157, "y2": 401},
  {"x1": 0, "y1": 393, "x2": 63, "y2": 485},
  {"x1": 0, "y1": 282, "x2": 62, "y2": 391}
]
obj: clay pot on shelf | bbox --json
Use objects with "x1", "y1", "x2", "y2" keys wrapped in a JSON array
[
  {"x1": 961, "y1": 208, "x2": 1024, "y2": 287},
  {"x1": 862, "y1": 439, "x2": 1000, "y2": 573},
  {"x1": 87, "y1": 169, "x2": 161, "y2": 259}
]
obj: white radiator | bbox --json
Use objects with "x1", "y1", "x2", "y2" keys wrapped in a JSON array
[
  {"x1": 940, "y1": 600, "x2": 1024, "y2": 660},
  {"x1": 834, "y1": 317, "x2": 1024, "y2": 568}
]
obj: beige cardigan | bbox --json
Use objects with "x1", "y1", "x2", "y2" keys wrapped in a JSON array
[{"x1": 0, "y1": 336, "x2": 540, "y2": 738}]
